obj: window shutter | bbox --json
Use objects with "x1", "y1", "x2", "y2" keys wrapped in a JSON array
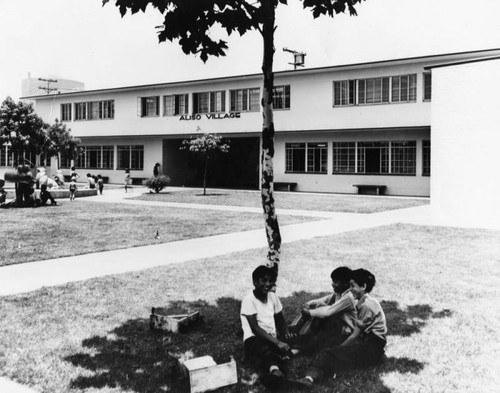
[{"x1": 137, "y1": 97, "x2": 142, "y2": 117}]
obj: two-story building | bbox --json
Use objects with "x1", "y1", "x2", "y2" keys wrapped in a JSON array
[{"x1": 9, "y1": 48, "x2": 500, "y2": 197}]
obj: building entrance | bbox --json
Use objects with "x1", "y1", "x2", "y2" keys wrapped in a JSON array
[{"x1": 162, "y1": 136, "x2": 260, "y2": 190}]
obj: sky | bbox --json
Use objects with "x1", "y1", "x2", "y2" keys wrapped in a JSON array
[{"x1": 1, "y1": 0, "x2": 499, "y2": 100}]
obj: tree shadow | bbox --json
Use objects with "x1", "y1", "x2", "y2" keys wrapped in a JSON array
[{"x1": 65, "y1": 293, "x2": 452, "y2": 393}]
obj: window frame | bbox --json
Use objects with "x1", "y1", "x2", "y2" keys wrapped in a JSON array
[
  {"x1": 273, "y1": 85, "x2": 291, "y2": 110},
  {"x1": 422, "y1": 140, "x2": 431, "y2": 176},
  {"x1": 285, "y1": 142, "x2": 327, "y2": 174},
  {"x1": 423, "y1": 72, "x2": 432, "y2": 102},
  {"x1": 192, "y1": 90, "x2": 226, "y2": 114},
  {"x1": 140, "y1": 96, "x2": 160, "y2": 117},
  {"x1": 163, "y1": 94, "x2": 189, "y2": 116},
  {"x1": 117, "y1": 145, "x2": 144, "y2": 170},
  {"x1": 61, "y1": 103, "x2": 72, "y2": 121},
  {"x1": 229, "y1": 88, "x2": 260, "y2": 112}
]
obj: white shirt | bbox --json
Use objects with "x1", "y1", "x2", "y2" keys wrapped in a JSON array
[{"x1": 240, "y1": 291, "x2": 283, "y2": 341}]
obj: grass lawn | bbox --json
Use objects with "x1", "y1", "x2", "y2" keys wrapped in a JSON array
[
  {"x1": 132, "y1": 188, "x2": 429, "y2": 213},
  {"x1": 0, "y1": 200, "x2": 314, "y2": 267},
  {"x1": 1, "y1": 223, "x2": 499, "y2": 392}
]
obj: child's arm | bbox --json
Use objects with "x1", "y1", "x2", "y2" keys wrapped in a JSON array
[
  {"x1": 304, "y1": 294, "x2": 331, "y2": 309},
  {"x1": 305, "y1": 294, "x2": 354, "y2": 319},
  {"x1": 340, "y1": 326, "x2": 362, "y2": 346},
  {"x1": 244, "y1": 314, "x2": 291, "y2": 354}
]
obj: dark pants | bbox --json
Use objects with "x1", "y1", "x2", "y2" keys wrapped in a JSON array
[
  {"x1": 293, "y1": 315, "x2": 348, "y2": 354},
  {"x1": 244, "y1": 336, "x2": 286, "y2": 373},
  {"x1": 306, "y1": 333, "x2": 386, "y2": 380},
  {"x1": 40, "y1": 184, "x2": 56, "y2": 205},
  {"x1": 98, "y1": 185, "x2": 103, "y2": 194}
]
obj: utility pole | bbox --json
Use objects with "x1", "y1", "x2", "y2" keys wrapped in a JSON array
[{"x1": 38, "y1": 77, "x2": 58, "y2": 94}]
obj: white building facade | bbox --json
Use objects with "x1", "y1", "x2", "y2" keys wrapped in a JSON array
[{"x1": 12, "y1": 48, "x2": 499, "y2": 197}]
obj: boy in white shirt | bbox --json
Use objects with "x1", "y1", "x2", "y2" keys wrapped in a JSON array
[{"x1": 240, "y1": 265, "x2": 294, "y2": 390}]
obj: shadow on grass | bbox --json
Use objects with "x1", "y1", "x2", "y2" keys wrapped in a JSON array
[{"x1": 65, "y1": 293, "x2": 451, "y2": 393}]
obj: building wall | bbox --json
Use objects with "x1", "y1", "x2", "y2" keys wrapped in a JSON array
[
  {"x1": 274, "y1": 128, "x2": 430, "y2": 196},
  {"x1": 430, "y1": 59, "x2": 500, "y2": 227}
]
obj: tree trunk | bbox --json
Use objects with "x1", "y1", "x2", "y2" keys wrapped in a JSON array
[
  {"x1": 203, "y1": 155, "x2": 208, "y2": 196},
  {"x1": 260, "y1": 1, "x2": 281, "y2": 269}
]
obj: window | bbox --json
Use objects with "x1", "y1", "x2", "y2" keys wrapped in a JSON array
[
  {"x1": 230, "y1": 88, "x2": 260, "y2": 112},
  {"x1": 75, "y1": 145, "x2": 114, "y2": 169},
  {"x1": 391, "y1": 141, "x2": 416, "y2": 174},
  {"x1": 74, "y1": 100, "x2": 114, "y2": 120},
  {"x1": 193, "y1": 91, "x2": 225, "y2": 114},
  {"x1": 75, "y1": 102, "x2": 87, "y2": 120},
  {"x1": 332, "y1": 142, "x2": 356, "y2": 173},
  {"x1": 358, "y1": 77, "x2": 390, "y2": 104},
  {"x1": 357, "y1": 142, "x2": 389, "y2": 174},
  {"x1": 422, "y1": 140, "x2": 431, "y2": 176},
  {"x1": 285, "y1": 143, "x2": 305, "y2": 172},
  {"x1": 117, "y1": 145, "x2": 143, "y2": 170},
  {"x1": 0, "y1": 144, "x2": 11, "y2": 167},
  {"x1": 273, "y1": 85, "x2": 290, "y2": 109},
  {"x1": 286, "y1": 142, "x2": 327, "y2": 173},
  {"x1": 140, "y1": 96, "x2": 160, "y2": 117},
  {"x1": 423, "y1": 72, "x2": 432, "y2": 101},
  {"x1": 61, "y1": 103, "x2": 72, "y2": 121},
  {"x1": 333, "y1": 81, "x2": 356, "y2": 106},
  {"x1": 391, "y1": 74, "x2": 417, "y2": 103},
  {"x1": 307, "y1": 143, "x2": 328, "y2": 173},
  {"x1": 163, "y1": 94, "x2": 189, "y2": 116}
]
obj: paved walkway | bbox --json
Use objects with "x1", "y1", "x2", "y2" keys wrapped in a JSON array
[{"x1": 0, "y1": 187, "x2": 473, "y2": 393}]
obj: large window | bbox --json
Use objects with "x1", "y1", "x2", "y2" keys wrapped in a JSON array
[
  {"x1": 75, "y1": 145, "x2": 114, "y2": 169},
  {"x1": 164, "y1": 94, "x2": 189, "y2": 116},
  {"x1": 307, "y1": 143, "x2": 328, "y2": 173},
  {"x1": 332, "y1": 142, "x2": 356, "y2": 173},
  {"x1": 117, "y1": 145, "x2": 143, "y2": 170},
  {"x1": 357, "y1": 142, "x2": 389, "y2": 174},
  {"x1": 391, "y1": 141, "x2": 416, "y2": 174},
  {"x1": 285, "y1": 142, "x2": 327, "y2": 173},
  {"x1": 333, "y1": 81, "x2": 356, "y2": 106},
  {"x1": 193, "y1": 91, "x2": 225, "y2": 114},
  {"x1": 230, "y1": 88, "x2": 260, "y2": 112},
  {"x1": 423, "y1": 72, "x2": 432, "y2": 101},
  {"x1": 273, "y1": 85, "x2": 290, "y2": 109},
  {"x1": 333, "y1": 74, "x2": 417, "y2": 106},
  {"x1": 61, "y1": 103, "x2": 72, "y2": 121},
  {"x1": 358, "y1": 77, "x2": 390, "y2": 104},
  {"x1": 140, "y1": 96, "x2": 160, "y2": 117},
  {"x1": 422, "y1": 140, "x2": 431, "y2": 176},
  {"x1": 74, "y1": 100, "x2": 114, "y2": 120},
  {"x1": 391, "y1": 75, "x2": 417, "y2": 103}
]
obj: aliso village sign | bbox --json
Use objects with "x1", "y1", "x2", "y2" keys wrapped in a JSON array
[{"x1": 179, "y1": 112, "x2": 241, "y2": 121}]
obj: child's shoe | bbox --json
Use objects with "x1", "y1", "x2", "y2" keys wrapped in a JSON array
[
  {"x1": 261, "y1": 369, "x2": 285, "y2": 390},
  {"x1": 289, "y1": 377, "x2": 314, "y2": 390}
]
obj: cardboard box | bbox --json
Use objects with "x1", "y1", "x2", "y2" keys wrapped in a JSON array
[{"x1": 180, "y1": 355, "x2": 238, "y2": 393}]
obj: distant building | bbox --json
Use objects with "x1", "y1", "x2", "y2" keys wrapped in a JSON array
[{"x1": 21, "y1": 74, "x2": 84, "y2": 97}]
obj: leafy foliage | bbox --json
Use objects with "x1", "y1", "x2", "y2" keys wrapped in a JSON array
[
  {"x1": 0, "y1": 96, "x2": 47, "y2": 155},
  {"x1": 102, "y1": 0, "x2": 364, "y2": 62},
  {"x1": 46, "y1": 119, "x2": 82, "y2": 163},
  {"x1": 143, "y1": 174, "x2": 171, "y2": 193},
  {"x1": 181, "y1": 132, "x2": 230, "y2": 155}
]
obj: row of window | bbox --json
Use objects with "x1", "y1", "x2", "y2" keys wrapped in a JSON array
[
  {"x1": 61, "y1": 100, "x2": 115, "y2": 121},
  {"x1": 0, "y1": 146, "x2": 50, "y2": 167},
  {"x1": 63, "y1": 145, "x2": 144, "y2": 170},
  {"x1": 285, "y1": 141, "x2": 430, "y2": 175},
  {"x1": 333, "y1": 73, "x2": 431, "y2": 106},
  {"x1": 60, "y1": 72, "x2": 432, "y2": 121}
]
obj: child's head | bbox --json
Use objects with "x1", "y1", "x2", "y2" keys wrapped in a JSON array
[
  {"x1": 71, "y1": 166, "x2": 75, "y2": 171},
  {"x1": 97, "y1": 174, "x2": 102, "y2": 179},
  {"x1": 330, "y1": 266, "x2": 352, "y2": 294},
  {"x1": 350, "y1": 269, "x2": 376, "y2": 300},
  {"x1": 252, "y1": 265, "x2": 277, "y2": 295}
]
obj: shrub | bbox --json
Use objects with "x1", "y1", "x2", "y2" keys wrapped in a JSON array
[{"x1": 143, "y1": 175, "x2": 171, "y2": 193}]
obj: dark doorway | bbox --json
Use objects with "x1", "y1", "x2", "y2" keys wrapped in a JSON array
[{"x1": 163, "y1": 137, "x2": 260, "y2": 190}]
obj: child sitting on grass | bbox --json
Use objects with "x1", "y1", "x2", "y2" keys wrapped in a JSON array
[
  {"x1": 240, "y1": 265, "x2": 294, "y2": 390},
  {"x1": 292, "y1": 266, "x2": 357, "y2": 352},
  {"x1": 290, "y1": 268, "x2": 387, "y2": 390}
]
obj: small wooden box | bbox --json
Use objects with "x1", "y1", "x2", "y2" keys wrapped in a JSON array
[
  {"x1": 181, "y1": 355, "x2": 238, "y2": 393},
  {"x1": 149, "y1": 308, "x2": 202, "y2": 333}
]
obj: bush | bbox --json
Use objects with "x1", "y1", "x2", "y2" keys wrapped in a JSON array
[{"x1": 143, "y1": 175, "x2": 171, "y2": 193}]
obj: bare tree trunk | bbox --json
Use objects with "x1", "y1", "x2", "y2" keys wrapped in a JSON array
[{"x1": 261, "y1": 1, "x2": 281, "y2": 270}]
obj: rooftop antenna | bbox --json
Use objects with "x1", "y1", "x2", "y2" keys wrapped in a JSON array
[
  {"x1": 283, "y1": 48, "x2": 306, "y2": 70},
  {"x1": 38, "y1": 77, "x2": 59, "y2": 94}
]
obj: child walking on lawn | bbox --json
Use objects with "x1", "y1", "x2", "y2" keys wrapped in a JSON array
[
  {"x1": 69, "y1": 177, "x2": 77, "y2": 201},
  {"x1": 240, "y1": 265, "x2": 295, "y2": 390},
  {"x1": 292, "y1": 266, "x2": 357, "y2": 352},
  {"x1": 290, "y1": 268, "x2": 387, "y2": 390}
]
